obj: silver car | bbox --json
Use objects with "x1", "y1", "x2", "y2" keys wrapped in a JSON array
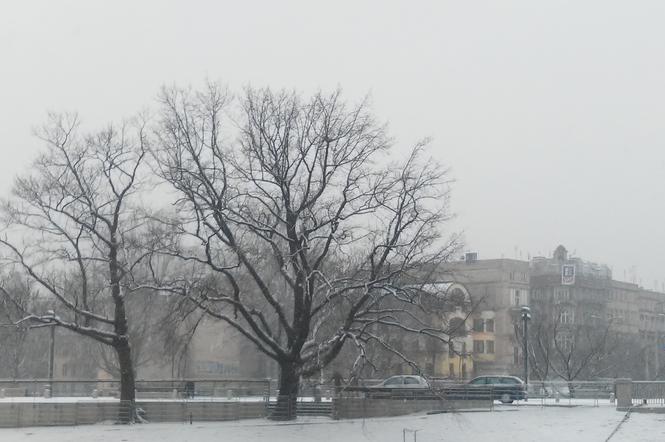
[{"x1": 373, "y1": 375, "x2": 430, "y2": 388}]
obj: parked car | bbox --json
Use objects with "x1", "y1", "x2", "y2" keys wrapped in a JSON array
[
  {"x1": 444, "y1": 375, "x2": 527, "y2": 403},
  {"x1": 367, "y1": 375, "x2": 431, "y2": 398},
  {"x1": 371, "y1": 375, "x2": 430, "y2": 389}
]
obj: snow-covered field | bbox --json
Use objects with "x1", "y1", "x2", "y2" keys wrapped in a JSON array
[{"x1": 1, "y1": 405, "x2": 664, "y2": 442}]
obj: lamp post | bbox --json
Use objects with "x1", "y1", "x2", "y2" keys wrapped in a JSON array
[
  {"x1": 520, "y1": 306, "x2": 531, "y2": 387},
  {"x1": 46, "y1": 309, "x2": 56, "y2": 392}
]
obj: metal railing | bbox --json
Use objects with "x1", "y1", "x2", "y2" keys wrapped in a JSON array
[
  {"x1": 0, "y1": 378, "x2": 625, "y2": 427},
  {"x1": 0, "y1": 378, "x2": 271, "y2": 400},
  {"x1": 0, "y1": 399, "x2": 270, "y2": 427},
  {"x1": 527, "y1": 380, "x2": 615, "y2": 398},
  {"x1": 632, "y1": 381, "x2": 665, "y2": 406}
]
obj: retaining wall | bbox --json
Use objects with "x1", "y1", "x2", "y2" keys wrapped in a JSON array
[
  {"x1": 0, "y1": 400, "x2": 267, "y2": 428},
  {"x1": 333, "y1": 398, "x2": 492, "y2": 419}
]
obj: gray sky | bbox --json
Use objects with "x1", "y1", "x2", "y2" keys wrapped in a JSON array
[{"x1": 1, "y1": 0, "x2": 664, "y2": 287}]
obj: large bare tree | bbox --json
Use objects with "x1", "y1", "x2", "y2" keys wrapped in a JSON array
[
  {"x1": 0, "y1": 113, "x2": 149, "y2": 421},
  {"x1": 152, "y1": 84, "x2": 459, "y2": 419}
]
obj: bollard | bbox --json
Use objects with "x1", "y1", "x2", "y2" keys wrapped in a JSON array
[
  {"x1": 92, "y1": 389, "x2": 98, "y2": 398},
  {"x1": 609, "y1": 392, "x2": 615, "y2": 403},
  {"x1": 0, "y1": 388, "x2": 4, "y2": 399},
  {"x1": 43, "y1": 387, "x2": 51, "y2": 398},
  {"x1": 172, "y1": 388, "x2": 178, "y2": 399},
  {"x1": 555, "y1": 392, "x2": 560, "y2": 403}
]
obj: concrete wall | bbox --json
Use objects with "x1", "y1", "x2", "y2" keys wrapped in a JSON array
[
  {"x1": 332, "y1": 398, "x2": 492, "y2": 419},
  {"x1": 0, "y1": 400, "x2": 267, "y2": 428}
]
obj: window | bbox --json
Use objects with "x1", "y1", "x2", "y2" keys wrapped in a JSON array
[
  {"x1": 511, "y1": 288, "x2": 528, "y2": 306},
  {"x1": 486, "y1": 340, "x2": 495, "y2": 354},
  {"x1": 500, "y1": 377, "x2": 520, "y2": 384},
  {"x1": 473, "y1": 340, "x2": 485, "y2": 353},
  {"x1": 404, "y1": 377, "x2": 421, "y2": 385},
  {"x1": 485, "y1": 319, "x2": 495, "y2": 332},
  {"x1": 469, "y1": 377, "x2": 487, "y2": 385},
  {"x1": 384, "y1": 377, "x2": 402, "y2": 386},
  {"x1": 556, "y1": 334, "x2": 573, "y2": 352},
  {"x1": 555, "y1": 288, "x2": 570, "y2": 301},
  {"x1": 560, "y1": 309, "x2": 573, "y2": 324},
  {"x1": 473, "y1": 319, "x2": 484, "y2": 332}
]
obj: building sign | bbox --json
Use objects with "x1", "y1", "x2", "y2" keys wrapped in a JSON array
[{"x1": 562, "y1": 264, "x2": 575, "y2": 285}]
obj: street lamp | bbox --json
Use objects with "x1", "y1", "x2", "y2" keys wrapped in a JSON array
[
  {"x1": 46, "y1": 310, "x2": 56, "y2": 392},
  {"x1": 520, "y1": 306, "x2": 531, "y2": 387}
]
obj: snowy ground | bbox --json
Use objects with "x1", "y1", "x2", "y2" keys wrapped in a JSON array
[
  {"x1": 1, "y1": 405, "x2": 664, "y2": 442},
  {"x1": 0, "y1": 395, "x2": 330, "y2": 403}
]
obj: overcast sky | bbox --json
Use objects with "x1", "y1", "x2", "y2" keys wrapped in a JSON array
[{"x1": 1, "y1": 0, "x2": 664, "y2": 288}]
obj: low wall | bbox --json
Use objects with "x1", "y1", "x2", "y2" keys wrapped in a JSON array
[
  {"x1": 333, "y1": 398, "x2": 492, "y2": 419},
  {"x1": 616, "y1": 379, "x2": 665, "y2": 412},
  {"x1": 139, "y1": 401, "x2": 266, "y2": 423},
  {"x1": 0, "y1": 400, "x2": 267, "y2": 428}
]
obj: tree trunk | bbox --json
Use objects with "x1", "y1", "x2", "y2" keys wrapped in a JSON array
[
  {"x1": 116, "y1": 340, "x2": 136, "y2": 423},
  {"x1": 567, "y1": 381, "x2": 576, "y2": 399},
  {"x1": 272, "y1": 360, "x2": 300, "y2": 420}
]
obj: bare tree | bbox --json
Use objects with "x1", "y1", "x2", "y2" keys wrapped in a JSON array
[
  {"x1": 0, "y1": 278, "x2": 48, "y2": 378},
  {"x1": 0, "y1": 113, "x2": 149, "y2": 421},
  {"x1": 157, "y1": 296, "x2": 204, "y2": 378},
  {"x1": 524, "y1": 302, "x2": 618, "y2": 396},
  {"x1": 152, "y1": 84, "x2": 459, "y2": 419},
  {"x1": 95, "y1": 290, "x2": 163, "y2": 377}
]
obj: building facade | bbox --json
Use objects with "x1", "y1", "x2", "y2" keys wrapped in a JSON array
[
  {"x1": 438, "y1": 255, "x2": 530, "y2": 377},
  {"x1": 437, "y1": 246, "x2": 665, "y2": 381}
]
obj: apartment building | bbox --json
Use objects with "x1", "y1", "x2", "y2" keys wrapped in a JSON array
[{"x1": 438, "y1": 254, "x2": 530, "y2": 376}]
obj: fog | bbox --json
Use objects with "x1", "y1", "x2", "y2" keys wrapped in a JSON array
[{"x1": 1, "y1": 0, "x2": 664, "y2": 286}]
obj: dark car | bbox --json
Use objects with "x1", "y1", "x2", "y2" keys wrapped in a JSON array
[{"x1": 444, "y1": 375, "x2": 527, "y2": 403}]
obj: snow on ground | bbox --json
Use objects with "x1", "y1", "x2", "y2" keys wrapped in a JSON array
[
  {"x1": 0, "y1": 396, "x2": 331, "y2": 403},
  {"x1": 1, "y1": 405, "x2": 664, "y2": 442}
]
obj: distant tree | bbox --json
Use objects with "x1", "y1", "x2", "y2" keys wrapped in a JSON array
[
  {"x1": 0, "y1": 113, "x2": 151, "y2": 422},
  {"x1": 0, "y1": 277, "x2": 49, "y2": 378},
  {"x1": 152, "y1": 84, "x2": 459, "y2": 419},
  {"x1": 95, "y1": 291, "x2": 168, "y2": 378},
  {"x1": 523, "y1": 301, "x2": 618, "y2": 395},
  {"x1": 155, "y1": 295, "x2": 204, "y2": 378}
]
